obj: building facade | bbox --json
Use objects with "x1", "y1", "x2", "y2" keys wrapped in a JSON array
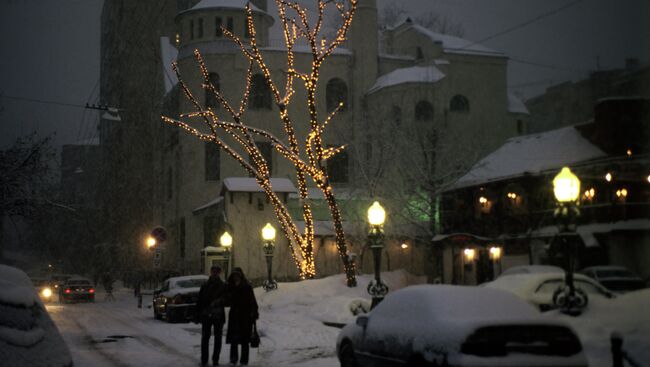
[{"x1": 153, "y1": 0, "x2": 528, "y2": 281}]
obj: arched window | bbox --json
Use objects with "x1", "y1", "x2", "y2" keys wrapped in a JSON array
[
  {"x1": 249, "y1": 74, "x2": 272, "y2": 110},
  {"x1": 450, "y1": 95, "x2": 469, "y2": 112},
  {"x1": 391, "y1": 105, "x2": 402, "y2": 125},
  {"x1": 205, "y1": 72, "x2": 220, "y2": 109},
  {"x1": 326, "y1": 78, "x2": 348, "y2": 112},
  {"x1": 415, "y1": 100, "x2": 434, "y2": 122}
]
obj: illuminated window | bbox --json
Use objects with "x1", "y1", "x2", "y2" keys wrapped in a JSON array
[
  {"x1": 450, "y1": 95, "x2": 469, "y2": 112},
  {"x1": 326, "y1": 78, "x2": 348, "y2": 112},
  {"x1": 249, "y1": 74, "x2": 272, "y2": 110},
  {"x1": 415, "y1": 100, "x2": 433, "y2": 122}
]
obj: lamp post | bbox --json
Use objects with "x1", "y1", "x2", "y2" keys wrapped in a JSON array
[
  {"x1": 552, "y1": 167, "x2": 587, "y2": 315},
  {"x1": 489, "y1": 246, "x2": 502, "y2": 278},
  {"x1": 146, "y1": 236, "x2": 157, "y2": 250},
  {"x1": 261, "y1": 223, "x2": 278, "y2": 291},
  {"x1": 220, "y1": 231, "x2": 233, "y2": 274},
  {"x1": 367, "y1": 201, "x2": 389, "y2": 308}
]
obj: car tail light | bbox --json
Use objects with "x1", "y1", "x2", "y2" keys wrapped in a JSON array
[
  {"x1": 64, "y1": 288, "x2": 71, "y2": 294},
  {"x1": 89, "y1": 288, "x2": 95, "y2": 293}
]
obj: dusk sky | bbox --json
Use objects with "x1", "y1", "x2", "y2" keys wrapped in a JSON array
[{"x1": 0, "y1": 0, "x2": 648, "y2": 149}]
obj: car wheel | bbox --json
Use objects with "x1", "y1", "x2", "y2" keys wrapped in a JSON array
[{"x1": 339, "y1": 342, "x2": 358, "y2": 367}]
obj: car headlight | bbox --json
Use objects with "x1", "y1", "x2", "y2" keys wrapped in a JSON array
[{"x1": 42, "y1": 288, "x2": 53, "y2": 298}]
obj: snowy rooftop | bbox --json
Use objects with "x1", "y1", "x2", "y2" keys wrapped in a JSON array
[
  {"x1": 530, "y1": 219, "x2": 650, "y2": 248},
  {"x1": 160, "y1": 37, "x2": 179, "y2": 94},
  {"x1": 410, "y1": 24, "x2": 505, "y2": 57},
  {"x1": 508, "y1": 92, "x2": 529, "y2": 114},
  {"x1": 193, "y1": 196, "x2": 224, "y2": 212},
  {"x1": 222, "y1": 177, "x2": 297, "y2": 193},
  {"x1": 452, "y1": 125, "x2": 606, "y2": 189},
  {"x1": 367, "y1": 65, "x2": 445, "y2": 94},
  {"x1": 184, "y1": 0, "x2": 265, "y2": 14}
]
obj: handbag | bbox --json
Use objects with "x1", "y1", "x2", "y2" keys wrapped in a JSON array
[{"x1": 250, "y1": 322, "x2": 260, "y2": 348}]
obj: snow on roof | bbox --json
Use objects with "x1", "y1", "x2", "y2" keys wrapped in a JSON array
[
  {"x1": 508, "y1": 92, "x2": 529, "y2": 114},
  {"x1": 186, "y1": 0, "x2": 265, "y2": 13},
  {"x1": 193, "y1": 196, "x2": 224, "y2": 212},
  {"x1": 368, "y1": 65, "x2": 445, "y2": 94},
  {"x1": 160, "y1": 37, "x2": 179, "y2": 94},
  {"x1": 532, "y1": 219, "x2": 650, "y2": 248},
  {"x1": 222, "y1": 177, "x2": 297, "y2": 193},
  {"x1": 452, "y1": 126, "x2": 606, "y2": 189},
  {"x1": 0, "y1": 265, "x2": 38, "y2": 307},
  {"x1": 101, "y1": 110, "x2": 121, "y2": 122},
  {"x1": 261, "y1": 44, "x2": 351, "y2": 55},
  {"x1": 410, "y1": 24, "x2": 504, "y2": 57}
]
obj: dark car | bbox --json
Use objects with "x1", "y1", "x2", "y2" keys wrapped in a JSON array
[
  {"x1": 0, "y1": 265, "x2": 73, "y2": 367},
  {"x1": 337, "y1": 285, "x2": 588, "y2": 367},
  {"x1": 59, "y1": 277, "x2": 95, "y2": 303},
  {"x1": 580, "y1": 266, "x2": 646, "y2": 294},
  {"x1": 153, "y1": 275, "x2": 208, "y2": 322}
]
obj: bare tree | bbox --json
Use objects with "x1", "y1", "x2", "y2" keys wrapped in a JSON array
[{"x1": 163, "y1": 0, "x2": 360, "y2": 286}]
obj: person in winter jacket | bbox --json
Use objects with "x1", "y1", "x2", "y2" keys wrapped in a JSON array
[
  {"x1": 196, "y1": 266, "x2": 227, "y2": 366},
  {"x1": 226, "y1": 268, "x2": 258, "y2": 366}
]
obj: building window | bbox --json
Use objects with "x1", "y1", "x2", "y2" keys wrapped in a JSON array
[
  {"x1": 250, "y1": 141, "x2": 273, "y2": 175},
  {"x1": 226, "y1": 17, "x2": 234, "y2": 34},
  {"x1": 415, "y1": 100, "x2": 434, "y2": 122},
  {"x1": 327, "y1": 144, "x2": 349, "y2": 183},
  {"x1": 203, "y1": 216, "x2": 221, "y2": 247},
  {"x1": 326, "y1": 78, "x2": 348, "y2": 112},
  {"x1": 416, "y1": 47, "x2": 424, "y2": 60},
  {"x1": 166, "y1": 168, "x2": 173, "y2": 200},
  {"x1": 215, "y1": 17, "x2": 223, "y2": 37},
  {"x1": 205, "y1": 72, "x2": 220, "y2": 109},
  {"x1": 189, "y1": 19, "x2": 195, "y2": 40},
  {"x1": 205, "y1": 142, "x2": 220, "y2": 181},
  {"x1": 179, "y1": 218, "x2": 186, "y2": 259},
  {"x1": 450, "y1": 95, "x2": 470, "y2": 112},
  {"x1": 391, "y1": 105, "x2": 402, "y2": 125},
  {"x1": 249, "y1": 74, "x2": 272, "y2": 110},
  {"x1": 517, "y1": 119, "x2": 524, "y2": 135},
  {"x1": 197, "y1": 18, "x2": 204, "y2": 38}
]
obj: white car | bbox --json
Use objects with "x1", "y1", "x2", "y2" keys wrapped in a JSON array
[
  {"x1": 153, "y1": 275, "x2": 208, "y2": 322},
  {"x1": 580, "y1": 266, "x2": 645, "y2": 294},
  {"x1": 0, "y1": 265, "x2": 73, "y2": 367},
  {"x1": 337, "y1": 285, "x2": 588, "y2": 367},
  {"x1": 499, "y1": 265, "x2": 564, "y2": 277},
  {"x1": 484, "y1": 273, "x2": 614, "y2": 311}
]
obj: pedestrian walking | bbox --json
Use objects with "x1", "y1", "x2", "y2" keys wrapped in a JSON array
[
  {"x1": 226, "y1": 268, "x2": 259, "y2": 366},
  {"x1": 196, "y1": 266, "x2": 228, "y2": 366}
]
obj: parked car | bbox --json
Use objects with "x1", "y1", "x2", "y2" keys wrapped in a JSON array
[
  {"x1": 153, "y1": 275, "x2": 208, "y2": 322},
  {"x1": 484, "y1": 273, "x2": 614, "y2": 311},
  {"x1": 0, "y1": 265, "x2": 73, "y2": 367},
  {"x1": 337, "y1": 285, "x2": 587, "y2": 367},
  {"x1": 31, "y1": 277, "x2": 55, "y2": 303},
  {"x1": 59, "y1": 277, "x2": 95, "y2": 303},
  {"x1": 580, "y1": 266, "x2": 645, "y2": 294},
  {"x1": 499, "y1": 265, "x2": 564, "y2": 277},
  {"x1": 50, "y1": 273, "x2": 74, "y2": 290}
]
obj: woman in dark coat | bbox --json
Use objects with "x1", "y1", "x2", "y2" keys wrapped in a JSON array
[{"x1": 226, "y1": 268, "x2": 258, "y2": 366}]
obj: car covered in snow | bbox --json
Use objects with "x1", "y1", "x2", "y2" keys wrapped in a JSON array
[
  {"x1": 59, "y1": 277, "x2": 95, "y2": 303},
  {"x1": 153, "y1": 274, "x2": 208, "y2": 322},
  {"x1": 337, "y1": 285, "x2": 587, "y2": 367},
  {"x1": 484, "y1": 273, "x2": 614, "y2": 311},
  {"x1": 579, "y1": 266, "x2": 645, "y2": 294},
  {"x1": 0, "y1": 265, "x2": 73, "y2": 367},
  {"x1": 499, "y1": 265, "x2": 564, "y2": 277}
]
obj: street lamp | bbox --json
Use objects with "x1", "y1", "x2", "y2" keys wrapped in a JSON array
[
  {"x1": 367, "y1": 201, "x2": 389, "y2": 308},
  {"x1": 146, "y1": 236, "x2": 157, "y2": 250},
  {"x1": 261, "y1": 223, "x2": 278, "y2": 291},
  {"x1": 552, "y1": 166, "x2": 587, "y2": 315},
  {"x1": 489, "y1": 246, "x2": 502, "y2": 278},
  {"x1": 220, "y1": 231, "x2": 233, "y2": 273}
]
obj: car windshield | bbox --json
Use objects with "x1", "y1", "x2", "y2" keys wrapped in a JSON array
[
  {"x1": 67, "y1": 280, "x2": 91, "y2": 286},
  {"x1": 175, "y1": 279, "x2": 205, "y2": 288},
  {"x1": 595, "y1": 269, "x2": 635, "y2": 278}
]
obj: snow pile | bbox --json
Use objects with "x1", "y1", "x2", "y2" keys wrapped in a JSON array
[
  {"x1": 368, "y1": 65, "x2": 445, "y2": 94},
  {"x1": 0, "y1": 264, "x2": 38, "y2": 307},
  {"x1": 557, "y1": 289, "x2": 650, "y2": 367}
]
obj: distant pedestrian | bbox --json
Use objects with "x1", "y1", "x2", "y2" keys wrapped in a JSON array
[
  {"x1": 196, "y1": 266, "x2": 227, "y2": 366},
  {"x1": 226, "y1": 268, "x2": 259, "y2": 366}
]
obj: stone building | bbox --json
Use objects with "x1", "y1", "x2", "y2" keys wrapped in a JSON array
[{"x1": 152, "y1": 0, "x2": 528, "y2": 281}]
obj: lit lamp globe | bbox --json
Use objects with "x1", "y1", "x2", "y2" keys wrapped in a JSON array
[
  {"x1": 220, "y1": 231, "x2": 233, "y2": 249},
  {"x1": 553, "y1": 167, "x2": 581, "y2": 203},
  {"x1": 262, "y1": 223, "x2": 276, "y2": 242},
  {"x1": 146, "y1": 236, "x2": 157, "y2": 249},
  {"x1": 367, "y1": 201, "x2": 386, "y2": 227}
]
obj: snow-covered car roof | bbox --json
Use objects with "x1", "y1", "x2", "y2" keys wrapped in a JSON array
[
  {"x1": 168, "y1": 275, "x2": 209, "y2": 283},
  {"x1": 500, "y1": 265, "x2": 564, "y2": 277},
  {"x1": 484, "y1": 273, "x2": 606, "y2": 299}
]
